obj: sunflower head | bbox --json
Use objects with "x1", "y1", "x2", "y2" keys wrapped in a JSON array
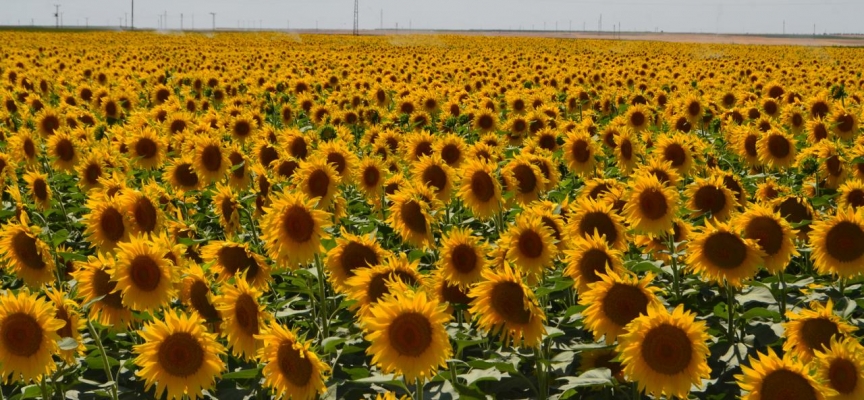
[
  {"x1": 809, "y1": 207, "x2": 864, "y2": 278},
  {"x1": 0, "y1": 290, "x2": 65, "y2": 383},
  {"x1": 580, "y1": 268, "x2": 661, "y2": 344},
  {"x1": 686, "y1": 220, "x2": 765, "y2": 288},
  {"x1": 325, "y1": 229, "x2": 389, "y2": 293},
  {"x1": 256, "y1": 323, "x2": 330, "y2": 399},
  {"x1": 737, "y1": 347, "x2": 832, "y2": 400},
  {"x1": 261, "y1": 191, "x2": 331, "y2": 268},
  {"x1": 468, "y1": 264, "x2": 546, "y2": 348},
  {"x1": 783, "y1": 299, "x2": 857, "y2": 363},
  {"x1": 216, "y1": 279, "x2": 268, "y2": 361}
]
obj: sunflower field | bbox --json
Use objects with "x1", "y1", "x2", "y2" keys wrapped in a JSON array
[{"x1": 0, "y1": 30, "x2": 863, "y2": 400}]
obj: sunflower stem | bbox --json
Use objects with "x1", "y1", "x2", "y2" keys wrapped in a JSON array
[
  {"x1": 777, "y1": 270, "x2": 787, "y2": 318},
  {"x1": 313, "y1": 253, "x2": 330, "y2": 343},
  {"x1": 667, "y1": 233, "x2": 681, "y2": 301},
  {"x1": 631, "y1": 381, "x2": 640, "y2": 399},
  {"x1": 726, "y1": 283, "x2": 736, "y2": 345},
  {"x1": 535, "y1": 345, "x2": 548, "y2": 399},
  {"x1": 415, "y1": 378, "x2": 424, "y2": 400},
  {"x1": 40, "y1": 376, "x2": 50, "y2": 400},
  {"x1": 86, "y1": 320, "x2": 119, "y2": 400},
  {"x1": 240, "y1": 206, "x2": 261, "y2": 249},
  {"x1": 839, "y1": 278, "x2": 846, "y2": 295}
]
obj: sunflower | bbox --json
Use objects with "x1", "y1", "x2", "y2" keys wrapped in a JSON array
[
  {"x1": 226, "y1": 145, "x2": 251, "y2": 190},
  {"x1": 737, "y1": 347, "x2": 831, "y2": 400},
  {"x1": 356, "y1": 156, "x2": 386, "y2": 201},
  {"x1": 387, "y1": 186, "x2": 438, "y2": 248},
  {"x1": 256, "y1": 323, "x2": 329, "y2": 400},
  {"x1": 501, "y1": 214, "x2": 557, "y2": 282},
  {"x1": 468, "y1": 264, "x2": 546, "y2": 348},
  {"x1": 76, "y1": 150, "x2": 108, "y2": 191},
  {"x1": 413, "y1": 154, "x2": 454, "y2": 202},
  {"x1": 200, "y1": 240, "x2": 270, "y2": 289},
  {"x1": 346, "y1": 254, "x2": 424, "y2": 317},
  {"x1": 837, "y1": 179, "x2": 864, "y2": 210},
  {"x1": 563, "y1": 130, "x2": 598, "y2": 176},
  {"x1": 730, "y1": 125, "x2": 762, "y2": 167},
  {"x1": 316, "y1": 139, "x2": 358, "y2": 184},
  {"x1": 261, "y1": 191, "x2": 330, "y2": 268},
  {"x1": 773, "y1": 195, "x2": 815, "y2": 239},
  {"x1": 134, "y1": 311, "x2": 226, "y2": 400},
  {"x1": 35, "y1": 107, "x2": 62, "y2": 137},
  {"x1": 814, "y1": 337, "x2": 864, "y2": 400},
  {"x1": 755, "y1": 178, "x2": 786, "y2": 203},
  {"x1": 532, "y1": 128, "x2": 559, "y2": 153},
  {"x1": 757, "y1": 128, "x2": 797, "y2": 169},
  {"x1": 0, "y1": 290, "x2": 65, "y2": 384},
  {"x1": 681, "y1": 94, "x2": 704, "y2": 124},
  {"x1": 686, "y1": 175, "x2": 737, "y2": 222},
  {"x1": 734, "y1": 203, "x2": 798, "y2": 274},
  {"x1": 614, "y1": 128, "x2": 642, "y2": 175},
  {"x1": 473, "y1": 109, "x2": 498, "y2": 133},
  {"x1": 527, "y1": 201, "x2": 567, "y2": 251},
  {"x1": 112, "y1": 234, "x2": 176, "y2": 312},
  {"x1": 617, "y1": 304, "x2": 711, "y2": 399},
  {"x1": 118, "y1": 188, "x2": 164, "y2": 236},
  {"x1": 654, "y1": 133, "x2": 694, "y2": 176},
  {"x1": 457, "y1": 159, "x2": 502, "y2": 220},
  {"x1": 216, "y1": 278, "x2": 268, "y2": 360},
  {"x1": 191, "y1": 135, "x2": 228, "y2": 183},
  {"x1": 84, "y1": 195, "x2": 129, "y2": 251},
  {"x1": 325, "y1": 229, "x2": 389, "y2": 293},
  {"x1": 638, "y1": 157, "x2": 680, "y2": 187},
  {"x1": 229, "y1": 113, "x2": 258, "y2": 142},
  {"x1": 179, "y1": 263, "x2": 223, "y2": 324},
  {"x1": 624, "y1": 173, "x2": 678, "y2": 235},
  {"x1": 402, "y1": 132, "x2": 434, "y2": 163},
  {"x1": 566, "y1": 197, "x2": 627, "y2": 250},
  {"x1": 579, "y1": 348, "x2": 625, "y2": 382},
  {"x1": 72, "y1": 253, "x2": 134, "y2": 327},
  {"x1": 293, "y1": 156, "x2": 342, "y2": 210},
  {"x1": 625, "y1": 104, "x2": 652, "y2": 131},
  {"x1": 784, "y1": 298, "x2": 858, "y2": 362},
  {"x1": 580, "y1": 269, "x2": 661, "y2": 344},
  {"x1": 564, "y1": 232, "x2": 625, "y2": 294},
  {"x1": 165, "y1": 158, "x2": 202, "y2": 194},
  {"x1": 687, "y1": 220, "x2": 765, "y2": 287},
  {"x1": 45, "y1": 289, "x2": 86, "y2": 363},
  {"x1": 831, "y1": 107, "x2": 858, "y2": 141},
  {"x1": 46, "y1": 131, "x2": 78, "y2": 171},
  {"x1": 9, "y1": 129, "x2": 40, "y2": 165},
  {"x1": 23, "y1": 170, "x2": 51, "y2": 210},
  {"x1": 809, "y1": 207, "x2": 864, "y2": 278},
  {"x1": 502, "y1": 155, "x2": 547, "y2": 206},
  {"x1": 807, "y1": 117, "x2": 830, "y2": 144}
]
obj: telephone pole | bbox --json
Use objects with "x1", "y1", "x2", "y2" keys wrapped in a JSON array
[
  {"x1": 380, "y1": 9, "x2": 383, "y2": 30},
  {"x1": 210, "y1": 12, "x2": 216, "y2": 31},
  {"x1": 181, "y1": 14, "x2": 184, "y2": 30},
  {"x1": 353, "y1": 0, "x2": 359, "y2": 35},
  {"x1": 54, "y1": 4, "x2": 60, "y2": 28}
]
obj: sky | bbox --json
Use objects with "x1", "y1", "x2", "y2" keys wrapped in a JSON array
[{"x1": 2, "y1": 0, "x2": 862, "y2": 35}]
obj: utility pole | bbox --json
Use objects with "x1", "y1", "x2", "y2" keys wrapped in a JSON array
[
  {"x1": 192, "y1": 14, "x2": 195, "y2": 30},
  {"x1": 181, "y1": 14, "x2": 184, "y2": 30},
  {"x1": 131, "y1": 0, "x2": 134, "y2": 29},
  {"x1": 599, "y1": 14, "x2": 602, "y2": 34},
  {"x1": 85, "y1": 17, "x2": 88, "y2": 27},
  {"x1": 353, "y1": 0, "x2": 359, "y2": 35},
  {"x1": 125, "y1": 13, "x2": 127, "y2": 28},
  {"x1": 164, "y1": 11, "x2": 168, "y2": 29},
  {"x1": 54, "y1": 4, "x2": 60, "y2": 28},
  {"x1": 380, "y1": 9, "x2": 383, "y2": 30},
  {"x1": 210, "y1": 12, "x2": 216, "y2": 31},
  {"x1": 783, "y1": 20, "x2": 785, "y2": 35},
  {"x1": 569, "y1": 20, "x2": 572, "y2": 32}
]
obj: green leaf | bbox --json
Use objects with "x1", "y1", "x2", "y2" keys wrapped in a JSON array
[
  {"x1": 16, "y1": 385, "x2": 42, "y2": 399},
  {"x1": 557, "y1": 368, "x2": 614, "y2": 391},
  {"x1": 221, "y1": 368, "x2": 261, "y2": 380},
  {"x1": 58, "y1": 336, "x2": 78, "y2": 350},
  {"x1": 354, "y1": 373, "x2": 410, "y2": 392},
  {"x1": 321, "y1": 337, "x2": 346, "y2": 353},
  {"x1": 737, "y1": 286, "x2": 776, "y2": 305},
  {"x1": 742, "y1": 307, "x2": 781, "y2": 321},
  {"x1": 460, "y1": 367, "x2": 506, "y2": 386}
]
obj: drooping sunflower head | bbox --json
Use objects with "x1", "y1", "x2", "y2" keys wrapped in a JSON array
[
  {"x1": 0, "y1": 290, "x2": 65, "y2": 384},
  {"x1": 580, "y1": 268, "x2": 661, "y2": 344},
  {"x1": 502, "y1": 155, "x2": 548, "y2": 206},
  {"x1": 386, "y1": 185, "x2": 439, "y2": 249},
  {"x1": 191, "y1": 134, "x2": 228, "y2": 183},
  {"x1": 617, "y1": 304, "x2": 711, "y2": 399},
  {"x1": 84, "y1": 195, "x2": 129, "y2": 252},
  {"x1": 809, "y1": 207, "x2": 864, "y2": 278},
  {"x1": 412, "y1": 154, "x2": 454, "y2": 203},
  {"x1": 45, "y1": 288, "x2": 86, "y2": 363},
  {"x1": 72, "y1": 253, "x2": 134, "y2": 328},
  {"x1": 564, "y1": 232, "x2": 625, "y2": 294},
  {"x1": 457, "y1": 158, "x2": 501, "y2": 220},
  {"x1": 201, "y1": 240, "x2": 271, "y2": 289},
  {"x1": 293, "y1": 155, "x2": 341, "y2": 209},
  {"x1": 325, "y1": 229, "x2": 389, "y2": 294},
  {"x1": 346, "y1": 254, "x2": 424, "y2": 317},
  {"x1": 468, "y1": 264, "x2": 546, "y2": 348},
  {"x1": 260, "y1": 191, "x2": 331, "y2": 268},
  {"x1": 23, "y1": 169, "x2": 51, "y2": 211},
  {"x1": 118, "y1": 188, "x2": 164, "y2": 236},
  {"x1": 737, "y1": 347, "x2": 832, "y2": 400},
  {"x1": 614, "y1": 127, "x2": 642, "y2": 175},
  {"x1": 179, "y1": 263, "x2": 223, "y2": 325},
  {"x1": 636, "y1": 157, "x2": 680, "y2": 188},
  {"x1": 256, "y1": 323, "x2": 330, "y2": 400},
  {"x1": 134, "y1": 311, "x2": 226, "y2": 400},
  {"x1": 215, "y1": 279, "x2": 268, "y2": 361},
  {"x1": 814, "y1": 336, "x2": 864, "y2": 400}
]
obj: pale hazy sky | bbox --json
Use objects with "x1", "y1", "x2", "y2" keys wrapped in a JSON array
[{"x1": 3, "y1": 0, "x2": 861, "y2": 35}]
